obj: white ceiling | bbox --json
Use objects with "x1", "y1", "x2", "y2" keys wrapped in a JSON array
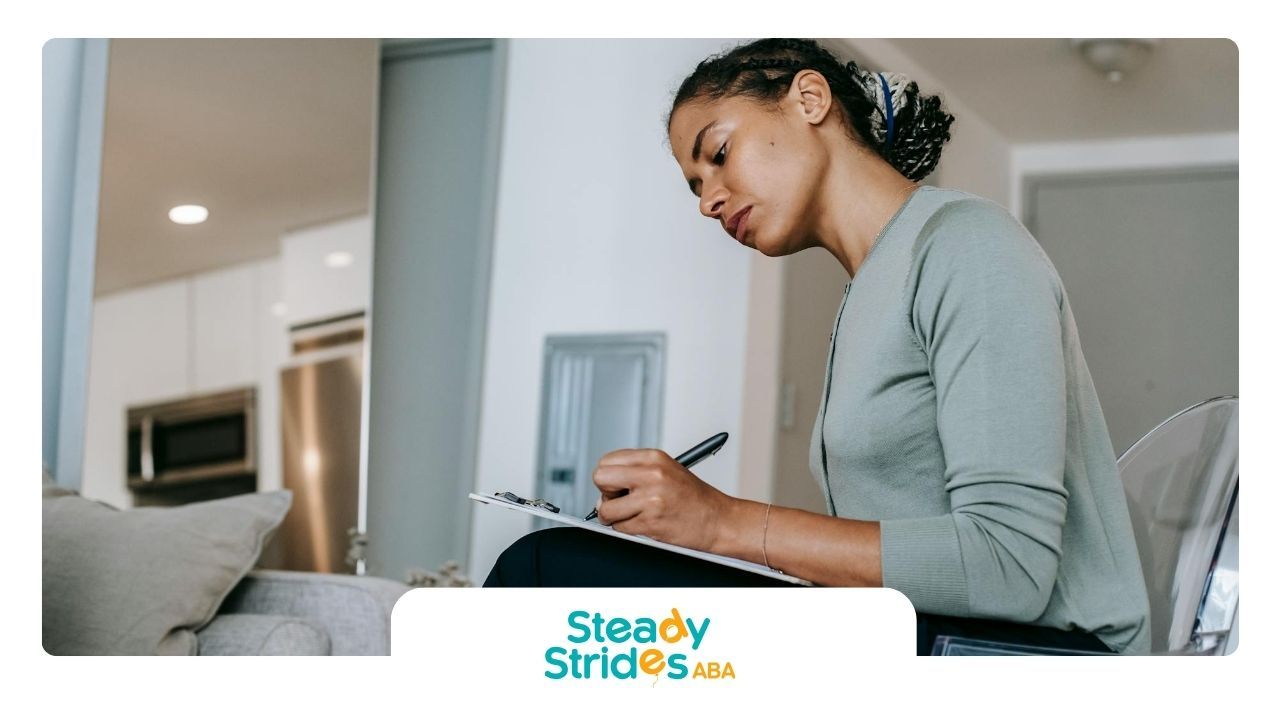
[{"x1": 92, "y1": 38, "x2": 1237, "y2": 296}]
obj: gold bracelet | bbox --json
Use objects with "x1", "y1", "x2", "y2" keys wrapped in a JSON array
[{"x1": 762, "y1": 503, "x2": 773, "y2": 570}]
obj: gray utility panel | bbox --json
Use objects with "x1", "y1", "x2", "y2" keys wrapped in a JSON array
[{"x1": 534, "y1": 333, "x2": 666, "y2": 524}]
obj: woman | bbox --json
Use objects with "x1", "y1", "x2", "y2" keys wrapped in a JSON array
[{"x1": 485, "y1": 39, "x2": 1152, "y2": 656}]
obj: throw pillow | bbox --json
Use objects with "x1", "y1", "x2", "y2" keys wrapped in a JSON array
[{"x1": 42, "y1": 489, "x2": 292, "y2": 655}]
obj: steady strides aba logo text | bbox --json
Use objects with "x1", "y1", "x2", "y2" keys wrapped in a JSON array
[{"x1": 544, "y1": 608, "x2": 735, "y2": 681}]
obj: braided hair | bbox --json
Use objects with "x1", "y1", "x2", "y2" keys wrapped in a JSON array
[{"x1": 665, "y1": 39, "x2": 955, "y2": 182}]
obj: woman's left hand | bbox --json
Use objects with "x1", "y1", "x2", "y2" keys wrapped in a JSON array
[{"x1": 592, "y1": 449, "x2": 734, "y2": 552}]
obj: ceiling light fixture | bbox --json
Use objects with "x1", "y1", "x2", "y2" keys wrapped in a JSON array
[
  {"x1": 168, "y1": 204, "x2": 209, "y2": 225},
  {"x1": 324, "y1": 251, "x2": 354, "y2": 269},
  {"x1": 1070, "y1": 39, "x2": 1159, "y2": 83}
]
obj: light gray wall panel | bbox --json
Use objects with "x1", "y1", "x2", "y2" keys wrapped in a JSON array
[
  {"x1": 365, "y1": 40, "x2": 501, "y2": 581},
  {"x1": 1026, "y1": 169, "x2": 1238, "y2": 455},
  {"x1": 43, "y1": 39, "x2": 109, "y2": 488}
]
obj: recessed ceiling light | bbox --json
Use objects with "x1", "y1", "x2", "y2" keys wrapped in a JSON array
[
  {"x1": 270, "y1": 302, "x2": 288, "y2": 317},
  {"x1": 325, "y1": 251, "x2": 354, "y2": 269},
  {"x1": 168, "y1": 204, "x2": 209, "y2": 225}
]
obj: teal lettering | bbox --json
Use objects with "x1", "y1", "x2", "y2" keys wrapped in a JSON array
[
  {"x1": 667, "y1": 653, "x2": 688, "y2": 679},
  {"x1": 611, "y1": 646, "x2": 638, "y2": 678},
  {"x1": 686, "y1": 617, "x2": 710, "y2": 651},
  {"x1": 605, "y1": 617, "x2": 631, "y2": 643},
  {"x1": 544, "y1": 646, "x2": 569, "y2": 679},
  {"x1": 633, "y1": 617, "x2": 657, "y2": 643},
  {"x1": 566, "y1": 611, "x2": 590, "y2": 643}
]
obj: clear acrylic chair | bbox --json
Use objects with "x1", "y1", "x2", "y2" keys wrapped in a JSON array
[{"x1": 932, "y1": 396, "x2": 1239, "y2": 656}]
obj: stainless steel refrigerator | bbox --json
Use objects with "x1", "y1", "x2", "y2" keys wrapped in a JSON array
[{"x1": 260, "y1": 315, "x2": 365, "y2": 574}]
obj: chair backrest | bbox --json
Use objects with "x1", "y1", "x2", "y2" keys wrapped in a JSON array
[{"x1": 1117, "y1": 396, "x2": 1239, "y2": 654}]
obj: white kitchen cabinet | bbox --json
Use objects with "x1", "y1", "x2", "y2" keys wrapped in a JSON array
[
  {"x1": 280, "y1": 214, "x2": 372, "y2": 327},
  {"x1": 81, "y1": 278, "x2": 192, "y2": 509},
  {"x1": 192, "y1": 263, "x2": 259, "y2": 393}
]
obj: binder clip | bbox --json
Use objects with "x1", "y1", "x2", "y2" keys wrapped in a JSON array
[{"x1": 496, "y1": 491, "x2": 560, "y2": 514}]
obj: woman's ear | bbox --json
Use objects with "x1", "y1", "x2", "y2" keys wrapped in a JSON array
[{"x1": 789, "y1": 69, "x2": 834, "y2": 126}]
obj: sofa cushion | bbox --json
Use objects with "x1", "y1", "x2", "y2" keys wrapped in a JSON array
[
  {"x1": 220, "y1": 569, "x2": 409, "y2": 655},
  {"x1": 196, "y1": 614, "x2": 330, "y2": 656},
  {"x1": 42, "y1": 489, "x2": 292, "y2": 655}
]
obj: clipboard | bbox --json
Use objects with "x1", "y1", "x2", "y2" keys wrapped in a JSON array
[{"x1": 470, "y1": 491, "x2": 813, "y2": 586}]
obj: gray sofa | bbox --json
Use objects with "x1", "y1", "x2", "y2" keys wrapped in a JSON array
[
  {"x1": 42, "y1": 480, "x2": 413, "y2": 656},
  {"x1": 198, "y1": 569, "x2": 411, "y2": 656}
]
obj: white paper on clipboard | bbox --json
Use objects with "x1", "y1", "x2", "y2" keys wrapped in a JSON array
[{"x1": 470, "y1": 492, "x2": 813, "y2": 586}]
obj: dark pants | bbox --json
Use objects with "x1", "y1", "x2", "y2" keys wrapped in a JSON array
[{"x1": 484, "y1": 527, "x2": 1116, "y2": 656}]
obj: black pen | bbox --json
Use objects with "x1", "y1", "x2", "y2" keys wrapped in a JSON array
[{"x1": 583, "y1": 432, "x2": 729, "y2": 521}]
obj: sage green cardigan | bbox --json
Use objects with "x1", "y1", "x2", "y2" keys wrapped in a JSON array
[{"x1": 808, "y1": 185, "x2": 1152, "y2": 654}]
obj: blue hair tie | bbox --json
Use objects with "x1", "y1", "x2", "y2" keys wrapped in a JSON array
[{"x1": 877, "y1": 72, "x2": 895, "y2": 154}]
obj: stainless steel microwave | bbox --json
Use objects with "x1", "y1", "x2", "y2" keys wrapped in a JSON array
[{"x1": 126, "y1": 387, "x2": 256, "y2": 490}]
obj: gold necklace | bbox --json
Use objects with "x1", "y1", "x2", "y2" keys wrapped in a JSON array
[
  {"x1": 869, "y1": 182, "x2": 919, "y2": 251},
  {"x1": 846, "y1": 182, "x2": 920, "y2": 279}
]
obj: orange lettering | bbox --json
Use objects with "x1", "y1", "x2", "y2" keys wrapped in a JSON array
[
  {"x1": 659, "y1": 608, "x2": 688, "y2": 644},
  {"x1": 690, "y1": 660, "x2": 735, "y2": 679},
  {"x1": 639, "y1": 648, "x2": 666, "y2": 676}
]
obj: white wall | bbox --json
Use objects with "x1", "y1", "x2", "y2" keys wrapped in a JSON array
[
  {"x1": 467, "y1": 39, "x2": 757, "y2": 580},
  {"x1": 736, "y1": 252, "x2": 786, "y2": 503}
]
